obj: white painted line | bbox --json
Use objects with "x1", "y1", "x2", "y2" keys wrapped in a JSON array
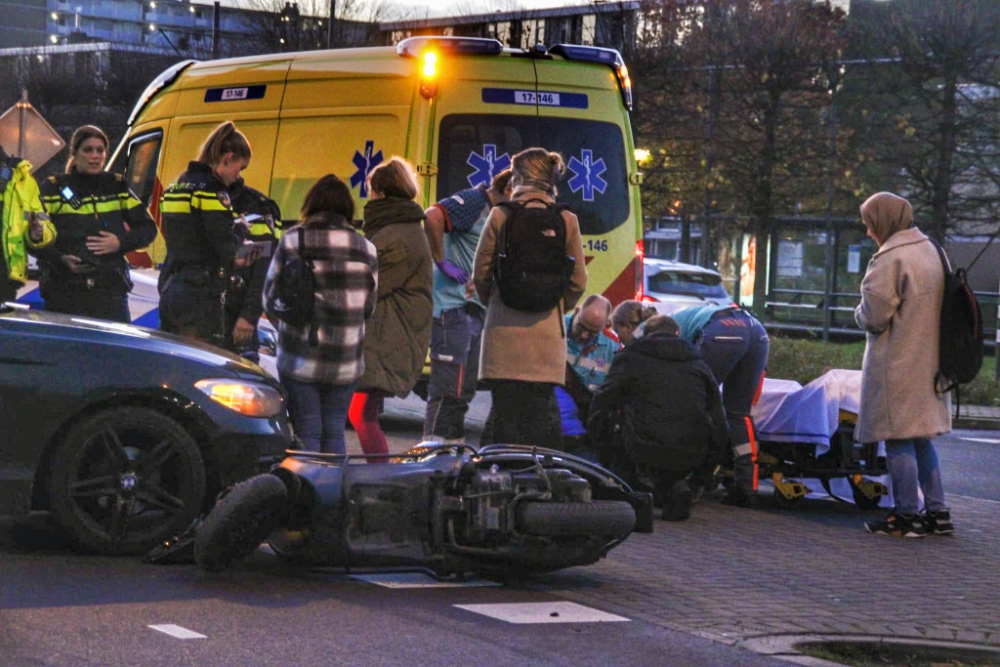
[
  {"x1": 454, "y1": 601, "x2": 630, "y2": 624},
  {"x1": 148, "y1": 624, "x2": 207, "y2": 639},
  {"x1": 350, "y1": 572, "x2": 501, "y2": 589},
  {"x1": 960, "y1": 437, "x2": 1000, "y2": 444}
]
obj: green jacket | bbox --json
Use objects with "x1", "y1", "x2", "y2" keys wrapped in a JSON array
[
  {"x1": 1, "y1": 159, "x2": 57, "y2": 285},
  {"x1": 358, "y1": 197, "x2": 433, "y2": 397}
]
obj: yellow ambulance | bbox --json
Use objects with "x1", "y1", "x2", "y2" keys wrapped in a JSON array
[{"x1": 110, "y1": 36, "x2": 645, "y2": 305}]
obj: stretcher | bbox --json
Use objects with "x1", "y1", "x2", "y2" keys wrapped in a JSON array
[{"x1": 750, "y1": 369, "x2": 892, "y2": 508}]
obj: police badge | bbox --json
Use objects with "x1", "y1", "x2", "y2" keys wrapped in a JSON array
[{"x1": 217, "y1": 190, "x2": 232, "y2": 209}]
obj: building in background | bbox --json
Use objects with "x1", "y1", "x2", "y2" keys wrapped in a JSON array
[{"x1": 379, "y1": 1, "x2": 640, "y2": 53}]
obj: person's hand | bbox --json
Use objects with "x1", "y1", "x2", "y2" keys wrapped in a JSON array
[
  {"x1": 435, "y1": 259, "x2": 468, "y2": 284},
  {"x1": 61, "y1": 255, "x2": 94, "y2": 274},
  {"x1": 234, "y1": 243, "x2": 263, "y2": 268},
  {"x1": 232, "y1": 317, "x2": 256, "y2": 347},
  {"x1": 85, "y1": 231, "x2": 121, "y2": 256}
]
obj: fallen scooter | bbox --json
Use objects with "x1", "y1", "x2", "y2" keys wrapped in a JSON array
[{"x1": 193, "y1": 443, "x2": 652, "y2": 578}]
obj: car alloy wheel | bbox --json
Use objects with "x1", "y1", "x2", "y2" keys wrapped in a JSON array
[{"x1": 49, "y1": 407, "x2": 206, "y2": 555}]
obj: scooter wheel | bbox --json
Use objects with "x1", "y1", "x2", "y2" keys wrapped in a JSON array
[
  {"x1": 516, "y1": 501, "x2": 635, "y2": 539},
  {"x1": 195, "y1": 474, "x2": 288, "y2": 572}
]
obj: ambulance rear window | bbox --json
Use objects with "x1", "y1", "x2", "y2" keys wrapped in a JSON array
[{"x1": 437, "y1": 114, "x2": 629, "y2": 236}]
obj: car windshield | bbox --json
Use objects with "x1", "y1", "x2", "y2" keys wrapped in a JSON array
[
  {"x1": 437, "y1": 114, "x2": 629, "y2": 235},
  {"x1": 648, "y1": 270, "x2": 729, "y2": 299}
]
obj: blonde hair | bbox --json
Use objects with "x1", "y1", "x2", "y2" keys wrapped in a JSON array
[
  {"x1": 368, "y1": 157, "x2": 419, "y2": 200},
  {"x1": 196, "y1": 121, "x2": 252, "y2": 167},
  {"x1": 612, "y1": 300, "x2": 657, "y2": 327},
  {"x1": 66, "y1": 125, "x2": 109, "y2": 173},
  {"x1": 511, "y1": 147, "x2": 564, "y2": 195}
]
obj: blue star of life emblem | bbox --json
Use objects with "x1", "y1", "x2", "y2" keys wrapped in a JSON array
[
  {"x1": 466, "y1": 144, "x2": 511, "y2": 188},
  {"x1": 567, "y1": 149, "x2": 608, "y2": 202},
  {"x1": 350, "y1": 140, "x2": 384, "y2": 198}
]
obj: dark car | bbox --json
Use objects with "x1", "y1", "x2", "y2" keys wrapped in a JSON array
[{"x1": 0, "y1": 303, "x2": 293, "y2": 554}]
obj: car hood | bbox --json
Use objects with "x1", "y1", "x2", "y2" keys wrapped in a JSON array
[{"x1": 0, "y1": 307, "x2": 269, "y2": 381}]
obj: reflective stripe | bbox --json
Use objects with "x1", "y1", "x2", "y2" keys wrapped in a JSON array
[
  {"x1": 745, "y1": 416, "x2": 759, "y2": 491},
  {"x1": 192, "y1": 191, "x2": 229, "y2": 211},
  {"x1": 752, "y1": 370, "x2": 766, "y2": 406},
  {"x1": 160, "y1": 200, "x2": 192, "y2": 214},
  {"x1": 733, "y1": 443, "x2": 754, "y2": 458},
  {"x1": 41, "y1": 192, "x2": 134, "y2": 215}
]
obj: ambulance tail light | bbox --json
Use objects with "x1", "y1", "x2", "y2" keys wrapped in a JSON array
[
  {"x1": 548, "y1": 44, "x2": 633, "y2": 111},
  {"x1": 634, "y1": 240, "x2": 645, "y2": 300}
]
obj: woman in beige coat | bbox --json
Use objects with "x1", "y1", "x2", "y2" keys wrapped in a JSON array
[
  {"x1": 855, "y1": 192, "x2": 953, "y2": 538},
  {"x1": 473, "y1": 148, "x2": 588, "y2": 448}
]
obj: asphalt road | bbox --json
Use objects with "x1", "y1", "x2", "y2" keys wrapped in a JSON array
[{"x1": 1, "y1": 392, "x2": 996, "y2": 666}]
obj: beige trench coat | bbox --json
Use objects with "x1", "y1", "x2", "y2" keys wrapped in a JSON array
[
  {"x1": 854, "y1": 227, "x2": 951, "y2": 443},
  {"x1": 473, "y1": 191, "x2": 588, "y2": 385}
]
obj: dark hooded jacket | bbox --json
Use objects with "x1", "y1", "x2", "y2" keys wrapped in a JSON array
[
  {"x1": 590, "y1": 332, "x2": 729, "y2": 471},
  {"x1": 358, "y1": 196, "x2": 433, "y2": 396}
]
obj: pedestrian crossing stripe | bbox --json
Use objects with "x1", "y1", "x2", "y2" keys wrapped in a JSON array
[
  {"x1": 148, "y1": 624, "x2": 207, "y2": 639},
  {"x1": 454, "y1": 601, "x2": 630, "y2": 624},
  {"x1": 350, "y1": 572, "x2": 501, "y2": 589}
]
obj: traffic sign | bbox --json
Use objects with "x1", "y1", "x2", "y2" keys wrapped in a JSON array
[{"x1": 0, "y1": 92, "x2": 66, "y2": 171}]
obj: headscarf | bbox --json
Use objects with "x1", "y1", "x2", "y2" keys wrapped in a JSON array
[{"x1": 860, "y1": 192, "x2": 913, "y2": 245}]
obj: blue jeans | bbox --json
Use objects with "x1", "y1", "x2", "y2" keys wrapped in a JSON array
[
  {"x1": 698, "y1": 309, "x2": 769, "y2": 489},
  {"x1": 885, "y1": 438, "x2": 947, "y2": 515},
  {"x1": 424, "y1": 306, "x2": 484, "y2": 441},
  {"x1": 280, "y1": 374, "x2": 356, "y2": 455}
]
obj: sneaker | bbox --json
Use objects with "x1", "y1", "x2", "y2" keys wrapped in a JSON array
[
  {"x1": 865, "y1": 510, "x2": 926, "y2": 537},
  {"x1": 922, "y1": 510, "x2": 955, "y2": 535},
  {"x1": 662, "y1": 481, "x2": 693, "y2": 521}
]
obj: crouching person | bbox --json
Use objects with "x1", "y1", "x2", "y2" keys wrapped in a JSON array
[{"x1": 590, "y1": 315, "x2": 730, "y2": 521}]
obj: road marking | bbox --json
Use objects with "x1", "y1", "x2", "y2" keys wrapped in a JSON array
[
  {"x1": 148, "y1": 624, "x2": 207, "y2": 639},
  {"x1": 350, "y1": 572, "x2": 501, "y2": 589},
  {"x1": 960, "y1": 437, "x2": 1000, "y2": 444},
  {"x1": 455, "y1": 601, "x2": 630, "y2": 624}
]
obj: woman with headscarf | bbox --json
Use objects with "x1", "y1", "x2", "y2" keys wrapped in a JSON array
[{"x1": 855, "y1": 192, "x2": 953, "y2": 538}]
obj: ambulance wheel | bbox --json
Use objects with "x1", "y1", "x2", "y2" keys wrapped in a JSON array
[
  {"x1": 48, "y1": 407, "x2": 205, "y2": 555},
  {"x1": 849, "y1": 477, "x2": 883, "y2": 510}
]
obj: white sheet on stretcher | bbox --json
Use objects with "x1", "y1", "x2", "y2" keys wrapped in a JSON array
[{"x1": 749, "y1": 369, "x2": 893, "y2": 507}]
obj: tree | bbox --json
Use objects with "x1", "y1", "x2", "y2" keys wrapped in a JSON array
[
  {"x1": 233, "y1": 0, "x2": 401, "y2": 54},
  {"x1": 851, "y1": 0, "x2": 1000, "y2": 239},
  {"x1": 631, "y1": 0, "x2": 846, "y2": 314}
]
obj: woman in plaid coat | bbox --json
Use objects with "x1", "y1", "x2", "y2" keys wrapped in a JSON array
[{"x1": 264, "y1": 174, "x2": 378, "y2": 454}]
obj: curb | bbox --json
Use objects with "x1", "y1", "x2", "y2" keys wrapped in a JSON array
[
  {"x1": 738, "y1": 633, "x2": 1000, "y2": 667},
  {"x1": 953, "y1": 417, "x2": 1000, "y2": 431}
]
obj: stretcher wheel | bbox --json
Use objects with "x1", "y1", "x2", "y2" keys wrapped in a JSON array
[
  {"x1": 772, "y1": 488, "x2": 802, "y2": 509},
  {"x1": 849, "y1": 476, "x2": 883, "y2": 510}
]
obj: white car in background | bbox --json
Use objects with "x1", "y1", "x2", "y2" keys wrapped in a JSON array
[{"x1": 642, "y1": 258, "x2": 735, "y2": 316}]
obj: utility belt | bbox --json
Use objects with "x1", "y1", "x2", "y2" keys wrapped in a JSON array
[
  {"x1": 166, "y1": 264, "x2": 230, "y2": 295},
  {"x1": 42, "y1": 262, "x2": 132, "y2": 294}
]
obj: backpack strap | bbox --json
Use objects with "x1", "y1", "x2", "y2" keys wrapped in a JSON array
[
  {"x1": 927, "y1": 236, "x2": 952, "y2": 276},
  {"x1": 297, "y1": 226, "x2": 307, "y2": 261}
]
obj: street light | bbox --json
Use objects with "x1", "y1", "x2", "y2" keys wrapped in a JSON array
[{"x1": 634, "y1": 148, "x2": 650, "y2": 164}]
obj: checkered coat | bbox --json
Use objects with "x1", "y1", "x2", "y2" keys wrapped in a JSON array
[{"x1": 263, "y1": 213, "x2": 378, "y2": 384}]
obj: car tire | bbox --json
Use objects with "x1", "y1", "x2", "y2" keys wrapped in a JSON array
[
  {"x1": 48, "y1": 407, "x2": 206, "y2": 555},
  {"x1": 516, "y1": 501, "x2": 635, "y2": 539},
  {"x1": 195, "y1": 474, "x2": 288, "y2": 572}
]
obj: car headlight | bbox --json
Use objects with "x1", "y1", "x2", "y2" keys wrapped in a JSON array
[{"x1": 195, "y1": 379, "x2": 284, "y2": 418}]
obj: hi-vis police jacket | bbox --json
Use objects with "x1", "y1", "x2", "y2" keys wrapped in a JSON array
[
  {"x1": 37, "y1": 171, "x2": 156, "y2": 292},
  {"x1": 158, "y1": 161, "x2": 241, "y2": 293}
]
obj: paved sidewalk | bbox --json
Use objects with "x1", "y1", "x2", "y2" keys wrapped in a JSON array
[
  {"x1": 954, "y1": 403, "x2": 1000, "y2": 430},
  {"x1": 349, "y1": 393, "x2": 1000, "y2": 655}
]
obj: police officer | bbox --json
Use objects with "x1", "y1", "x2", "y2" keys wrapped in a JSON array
[
  {"x1": 672, "y1": 303, "x2": 770, "y2": 507},
  {"x1": 35, "y1": 126, "x2": 156, "y2": 322},
  {"x1": 225, "y1": 175, "x2": 280, "y2": 358},
  {"x1": 158, "y1": 121, "x2": 253, "y2": 344}
]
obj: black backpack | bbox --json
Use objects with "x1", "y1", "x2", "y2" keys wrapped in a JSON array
[
  {"x1": 270, "y1": 227, "x2": 317, "y2": 333},
  {"x1": 930, "y1": 239, "x2": 983, "y2": 393},
  {"x1": 493, "y1": 198, "x2": 575, "y2": 313}
]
